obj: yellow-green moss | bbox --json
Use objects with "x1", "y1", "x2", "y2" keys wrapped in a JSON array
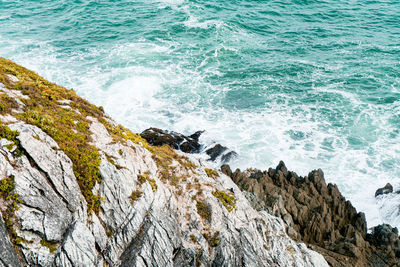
[
  {"x1": 205, "y1": 168, "x2": 218, "y2": 179},
  {"x1": 148, "y1": 178, "x2": 157, "y2": 192},
  {"x1": 203, "y1": 231, "x2": 220, "y2": 247},
  {"x1": 137, "y1": 174, "x2": 147, "y2": 186},
  {"x1": 0, "y1": 176, "x2": 15, "y2": 196},
  {"x1": 137, "y1": 172, "x2": 157, "y2": 192},
  {"x1": 0, "y1": 175, "x2": 23, "y2": 246},
  {"x1": 196, "y1": 201, "x2": 211, "y2": 221},
  {"x1": 0, "y1": 121, "x2": 23, "y2": 157},
  {"x1": 129, "y1": 189, "x2": 143, "y2": 204},
  {"x1": 105, "y1": 154, "x2": 124, "y2": 170},
  {"x1": 287, "y1": 245, "x2": 294, "y2": 254},
  {"x1": 212, "y1": 190, "x2": 237, "y2": 212},
  {"x1": 151, "y1": 144, "x2": 196, "y2": 186},
  {"x1": 40, "y1": 238, "x2": 57, "y2": 253}
]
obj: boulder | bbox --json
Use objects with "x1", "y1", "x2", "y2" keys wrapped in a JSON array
[
  {"x1": 375, "y1": 183, "x2": 393, "y2": 197},
  {"x1": 205, "y1": 144, "x2": 238, "y2": 163},
  {"x1": 140, "y1": 128, "x2": 203, "y2": 153}
]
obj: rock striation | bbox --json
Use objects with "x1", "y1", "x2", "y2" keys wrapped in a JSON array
[{"x1": 221, "y1": 162, "x2": 400, "y2": 266}]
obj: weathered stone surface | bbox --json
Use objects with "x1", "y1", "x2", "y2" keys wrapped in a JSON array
[
  {"x1": 222, "y1": 162, "x2": 400, "y2": 266},
  {"x1": 375, "y1": 183, "x2": 393, "y2": 197},
  {"x1": 0, "y1": 215, "x2": 22, "y2": 267}
]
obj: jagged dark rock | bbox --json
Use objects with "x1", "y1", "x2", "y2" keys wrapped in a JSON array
[
  {"x1": 375, "y1": 183, "x2": 393, "y2": 197},
  {"x1": 221, "y1": 162, "x2": 400, "y2": 267},
  {"x1": 141, "y1": 128, "x2": 238, "y2": 164},
  {"x1": 140, "y1": 128, "x2": 203, "y2": 153},
  {"x1": 206, "y1": 144, "x2": 227, "y2": 161},
  {"x1": 205, "y1": 144, "x2": 238, "y2": 163}
]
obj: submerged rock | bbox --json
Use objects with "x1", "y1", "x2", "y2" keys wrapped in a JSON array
[
  {"x1": 375, "y1": 183, "x2": 393, "y2": 197},
  {"x1": 222, "y1": 162, "x2": 400, "y2": 266}
]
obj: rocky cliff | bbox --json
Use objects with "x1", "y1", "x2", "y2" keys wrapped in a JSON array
[
  {"x1": 0, "y1": 59, "x2": 331, "y2": 266},
  {"x1": 220, "y1": 163, "x2": 400, "y2": 266}
]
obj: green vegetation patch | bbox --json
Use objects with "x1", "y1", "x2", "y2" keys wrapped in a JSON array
[
  {"x1": 0, "y1": 58, "x2": 104, "y2": 213},
  {"x1": 137, "y1": 172, "x2": 157, "y2": 192},
  {"x1": 151, "y1": 144, "x2": 196, "y2": 186},
  {"x1": 205, "y1": 168, "x2": 218, "y2": 179},
  {"x1": 213, "y1": 190, "x2": 237, "y2": 212},
  {"x1": 40, "y1": 238, "x2": 58, "y2": 253},
  {"x1": 0, "y1": 94, "x2": 19, "y2": 114},
  {"x1": 0, "y1": 175, "x2": 23, "y2": 246},
  {"x1": 0, "y1": 121, "x2": 23, "y2": 157},
  {"x1": 196, "y1": 200, "x2": 211, "y2": 221}
]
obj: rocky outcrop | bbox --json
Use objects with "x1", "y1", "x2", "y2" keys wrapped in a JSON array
[
  {"x1": 375, "y1": 183, "x2": 393, "y2": 197},
  {"x1": 140, "y1": 127, "x2": 203, "y2": 153},
  {"x1": 221, "y1": 162, "x2": 400, "y2": 266},
  {"x1": 205, "y1": 144, "x2": 238, "y2": 163},
  {"x1": 141, "y1": 128, "x2": 238, "y2": 164}
]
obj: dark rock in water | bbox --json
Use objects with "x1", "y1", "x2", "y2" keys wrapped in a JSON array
[
  {"x1": 141, "y1": 128, "x2": 237, "y2": 164},
  {"x1": 375, "y1": 183, "x2": 393, "y2": 197},
  {"x1": 206, "y1": 144, "x2": 228, "y2": 161},
  {"x1": 205, "y1": 144, "x2": 238, "y2": 163},
  {"x1": 367, "y1": 224, "x2": 399, "y2": 247},
  {"x1": 367, "y1": 224, "x2": 400, "y2": 262},
  {"x1": 140, "y1": 128, "x2": 203, "y2": 153},
  {"x1": 222, "y1": 162, "x2": 400, "y2": 266},
  {"x1": 221, "y1": 151, "x2": 238, "y2": 163}
]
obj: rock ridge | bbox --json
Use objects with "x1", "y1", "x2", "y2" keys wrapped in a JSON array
[{"x1": 221, "y1": 162, "x2": 400, "y2": 266}]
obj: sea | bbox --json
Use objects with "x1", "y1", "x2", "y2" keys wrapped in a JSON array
[{"x1": 1, "y1": 0, "x2": 399, "y2": 230}]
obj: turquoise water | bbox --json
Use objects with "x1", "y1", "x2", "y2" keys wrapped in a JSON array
[{"x1": 1, "y1": 0, "x2": 400, "y2": 228}]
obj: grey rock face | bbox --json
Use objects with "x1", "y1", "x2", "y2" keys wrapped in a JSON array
[
  {"x1": 0, "y1": 216, "x2": 22, "y2": 267},
  {"x1": 0, "y1": 117, "x2": 328, "y2": 267}
]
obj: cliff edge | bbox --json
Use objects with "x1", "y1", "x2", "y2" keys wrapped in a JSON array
[{"x1": 0, "y1": 59, "x2": 329, "y2": 266}]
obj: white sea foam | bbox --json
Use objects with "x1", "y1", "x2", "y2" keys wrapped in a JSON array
[{"x1": 2, "y1": 11, "x2": 399, "y2": 231}]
